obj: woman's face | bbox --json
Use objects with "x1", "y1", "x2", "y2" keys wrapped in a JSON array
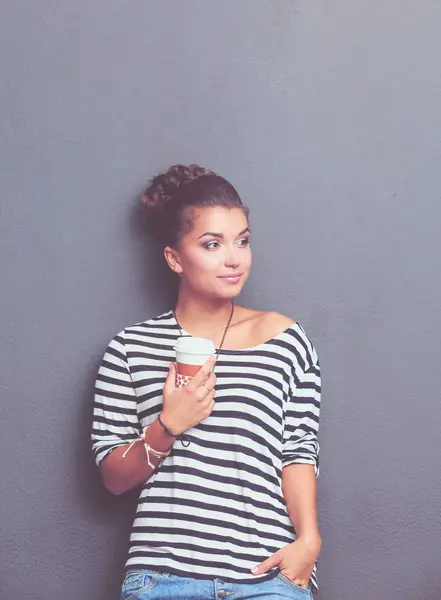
[{"x1": 169, "y1": 206, "x2": 252, "y2": 299}]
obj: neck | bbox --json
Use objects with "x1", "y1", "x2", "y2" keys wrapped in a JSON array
[{"x1": 174, "y1": 291, "x2": 234, "y2": 338}]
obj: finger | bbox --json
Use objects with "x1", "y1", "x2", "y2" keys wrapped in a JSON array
[
  {"x1": 201, "y1": 392, "x2": 215, "y2": 409},
  {"x1": 206, "y1": 390, "x2": 216, "y2": 404},
  {"x1": 202, "y1": 371, "x2": 216, "y2": 389},
  {"x1": 201, "y1": 372, "x2": 216, "y2": 394},
  {"x1": 251, "y1": 552, "x2": 281, "y2": 575},
  {"x1": 197, "y1": 385, "x2": 215, "y2": 403},
  {"x1": 194, "y1": 373, "x2": 216, "y2": 401},
  {"x1": 202, "y1": 381, "x2": 214, "y2": 397},
  {"x1": 187, "y1": 356, "x2": 216, "y2": 390},
  {"x1": 163, "y1": 362, "x2": 176, "y2": 392},
  {"x1": 201, "y1": 396, "x2": 215, "y2": 418}
]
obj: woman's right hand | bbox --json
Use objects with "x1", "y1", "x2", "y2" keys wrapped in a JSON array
[{"x1": 160, "y1": 357, "x2": 217, "y2": 436}]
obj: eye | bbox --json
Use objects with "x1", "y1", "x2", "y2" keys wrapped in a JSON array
[
  {"x1": 203, "y1": 241, "x2": 221, "y2": 250},
  {"x1": 237, "y1": 237, "x2": 250, "y2": 247}
]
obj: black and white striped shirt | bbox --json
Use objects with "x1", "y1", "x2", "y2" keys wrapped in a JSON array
[{"x1": 92, "y1": 311, "x2": 321, "y2": 591}]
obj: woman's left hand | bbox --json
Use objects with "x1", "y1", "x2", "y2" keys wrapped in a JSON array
[{"x1": 251, "y1": 535, "x2": 321, "y2": 588}]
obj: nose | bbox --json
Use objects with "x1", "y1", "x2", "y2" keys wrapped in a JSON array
[{"x1": 224, "y1": 247, "x2": 240, "y2": 269}]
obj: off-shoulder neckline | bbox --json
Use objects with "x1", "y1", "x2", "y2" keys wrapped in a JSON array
[{"x1": 169, "y1": 311, "x2": 301, "y2": 353}]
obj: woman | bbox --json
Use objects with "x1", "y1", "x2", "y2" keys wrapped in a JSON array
[{"x1": 92, "y1": 164, "x2": 322, "y2": 599}]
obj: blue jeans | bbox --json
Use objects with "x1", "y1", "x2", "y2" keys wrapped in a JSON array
[{"x1": 120, "y1": 569, "x2": 313, "y2": 599}]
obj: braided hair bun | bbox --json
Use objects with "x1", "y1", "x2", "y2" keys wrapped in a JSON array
[
  {"x1": 143, "y1": 164, "x2": 214, "y2": 216},
  {"x1": 142, "y1": 164, "x2": 247, "y2": 246}
]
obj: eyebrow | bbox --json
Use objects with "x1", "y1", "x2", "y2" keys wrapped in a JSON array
[{"x1": 197, "y1": 227, "x2": 250, "y2": 240}]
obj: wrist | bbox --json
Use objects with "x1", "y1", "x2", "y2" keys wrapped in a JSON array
[
  {"x1": 158, "y1": 412, "x2": 183, "y2": 437},
  {"x1": 142, "y1": 418, "x2": 175, "y2": 453},
  {"x1": 158, "y1": 413, "x2": 191, "y2": 448},
  {"x1": 297, "y1": 532, "x2": 322, "y2": 552}
]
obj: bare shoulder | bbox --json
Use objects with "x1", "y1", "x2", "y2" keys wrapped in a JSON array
[
  {"x1": 233, "y1": 307, "x2": 296, "y2": 341},
  {"x1": 259, "y1": 311, "x2": 296, "y2": 337}
]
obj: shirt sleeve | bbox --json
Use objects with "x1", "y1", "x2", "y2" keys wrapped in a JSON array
[
  {"x1": 282, "y1": 357, "x2": 321, "y2": 476},
  {"x1": 91, "y1": 330, "x2": 141, "y2": 466}
]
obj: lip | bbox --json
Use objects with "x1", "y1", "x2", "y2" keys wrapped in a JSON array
[{"x1": 218, "y1": 273, "x2": 243, "y2": 283}]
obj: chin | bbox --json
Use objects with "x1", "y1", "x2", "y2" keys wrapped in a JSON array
[
  {"x1": 217, "y1": 285, "x2": 245, "y2": 300},
  {"x1": 202, "y1": 275, "x2": 249, "y2": 300}
]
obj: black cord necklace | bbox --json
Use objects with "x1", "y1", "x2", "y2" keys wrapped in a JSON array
[{"x1": 172, "y1": 300, "x2": 235, "y2": 370}]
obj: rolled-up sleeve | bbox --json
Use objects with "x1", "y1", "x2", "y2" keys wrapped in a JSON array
[
  {"x1": 282, "y1": 360, "x2": 321, "y2": 475},
  {"x1": 91, "y1": 330, "x2": 141, "y2": 466}
]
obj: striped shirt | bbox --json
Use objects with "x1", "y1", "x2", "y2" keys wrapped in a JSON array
[{"x1": 92, "y1": 311, "x2": 321, "y2": 591}]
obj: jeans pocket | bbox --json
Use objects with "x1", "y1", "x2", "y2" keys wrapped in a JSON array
[
  {"x1": 120, "y1": 571, "x2": 157, "y2": 600},
  {"x1": 276, "y1": 574, "x2": 312, "y2": 597}
]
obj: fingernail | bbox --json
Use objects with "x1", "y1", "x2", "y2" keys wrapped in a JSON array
[{"x1": 251, "y1": 567, "x2": 259, "y2": 574}]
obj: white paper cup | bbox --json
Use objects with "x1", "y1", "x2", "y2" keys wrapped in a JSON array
[{"x1": 174, "y1": 336, "x2": 215, "y2": 387}]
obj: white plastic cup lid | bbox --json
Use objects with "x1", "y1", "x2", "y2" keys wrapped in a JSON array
[
  {"x1": 174, "y1": 336, "x2": 215, "y2": 355},
  {"x1": 174, "y1": 337, "x2": 216, "y2": 365}
]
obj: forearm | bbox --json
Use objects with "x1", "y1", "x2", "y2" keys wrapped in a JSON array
[
  {"x1": 282, "y1": 463, "x2": 321, "y2": 544},
  {"x1": 99, "y1": 417, "x2": 174, "y2": 495}
]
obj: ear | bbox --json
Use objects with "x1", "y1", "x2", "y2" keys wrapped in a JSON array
[{"x1": 164, "y1": 246, "x2": 182, "y2": 276}]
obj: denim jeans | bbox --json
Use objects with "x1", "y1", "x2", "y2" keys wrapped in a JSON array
[{"x1": 120, "y1": 569, "x2": 313, "y2": 600}]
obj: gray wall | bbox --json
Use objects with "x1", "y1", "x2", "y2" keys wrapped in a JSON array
[{"x1": 1, "y1": 2, "x2": 440, "y2": 599}]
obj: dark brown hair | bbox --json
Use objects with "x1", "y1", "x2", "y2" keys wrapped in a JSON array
[{"x1": 142, "y1": 164, "x2": 248, "y2": 247}]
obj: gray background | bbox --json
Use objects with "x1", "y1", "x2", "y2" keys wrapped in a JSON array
[{"x1": 1, "y1": 2, "x2": 440, "y2": 599}]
